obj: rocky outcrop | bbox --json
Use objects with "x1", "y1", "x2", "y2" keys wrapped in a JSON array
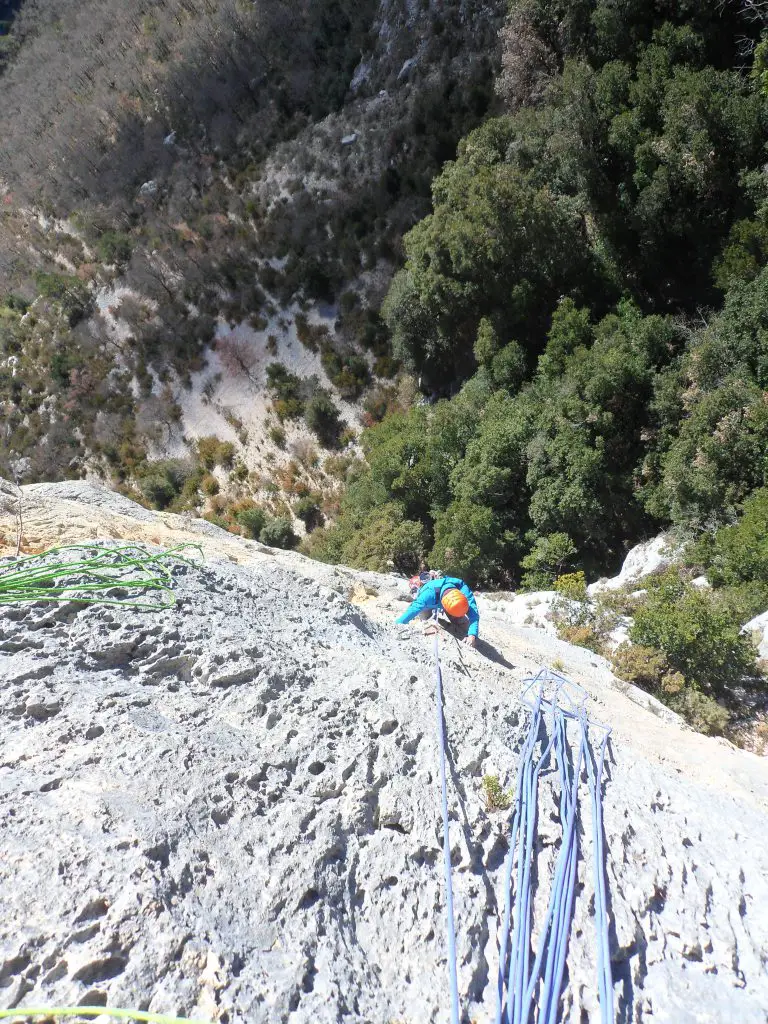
[
  {"x1": 2, "y1": 484, "x2": 768, "y2": 1023},
  {"x1": 744, "y1": 609, "x2": 768, "y2": 659},
  {"x1": 588, "y1": 535, "x2": 682, "y2": 595}
]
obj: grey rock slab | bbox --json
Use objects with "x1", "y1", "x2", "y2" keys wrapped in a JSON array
[{"x1": 1, "y1": 548, "x2": 767, "y2": 1022}]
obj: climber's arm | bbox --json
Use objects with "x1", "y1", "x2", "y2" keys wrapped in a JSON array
[{"x1": 396, "y1": 586, "x2": 433, "y2": 625}]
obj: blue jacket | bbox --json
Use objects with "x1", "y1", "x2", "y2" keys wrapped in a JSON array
[{"x1": 396, "y1": 576, "x2": 480, "y2": 637}]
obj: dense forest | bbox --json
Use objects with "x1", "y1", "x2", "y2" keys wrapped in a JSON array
[{"x1": 307, "y1": 0, "x2": 768, "y2": 586}]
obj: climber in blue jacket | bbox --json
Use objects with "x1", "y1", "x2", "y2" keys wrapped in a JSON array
[{"x1": 396, "y1": 571, "x2": 480, "y2": 647}]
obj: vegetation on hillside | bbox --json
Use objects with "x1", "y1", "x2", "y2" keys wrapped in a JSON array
[
  {"x1": 0, "y1": 0, "x2": 503, "y2": 488},
  {"x1": 310, "y1": 1, "x2": 768, "y2": 587}
]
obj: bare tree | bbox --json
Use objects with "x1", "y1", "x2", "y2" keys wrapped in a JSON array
[
  {"x1": 216, "y1": 329, "x2": 260, "y2": 385},
  {"x1": 496, "y1": 8, "x2": 557, "y2": 112}
]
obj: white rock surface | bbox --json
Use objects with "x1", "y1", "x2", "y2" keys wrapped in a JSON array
[
  {"x1": 744, "y1": 609, "x2": 768, "y2": 659},
  {"x1": 2, "y1": 484, "x2": 768, "y2": 1023},
  {"x1": 479, "y1": 590, "x2": 557, "y2": 634},
  {"x1": 588, "y1": 535, "x2": 682, "y2": 595}
]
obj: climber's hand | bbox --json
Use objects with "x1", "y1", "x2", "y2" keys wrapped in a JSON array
[{"x1": 462, "y1": 635, "x2": 477, "y2": 649}]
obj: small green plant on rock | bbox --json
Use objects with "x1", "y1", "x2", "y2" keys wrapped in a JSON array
[{"x1": 482, "y1": 775, "x2": 512, "y2": 812}]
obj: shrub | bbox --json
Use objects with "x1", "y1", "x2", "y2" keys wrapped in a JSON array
[
  {"x1": 709, "y1": 582, "x2": 768, "y2": 627},
  {"x1": 373, "y1": 355, "x2": 399, "y2": 378},
  {"x1": 610, "y1": 643, "x2": 669, "y2": 691},
  {"x1": 266, "y1": 362, "x2": 305, "y2": 420},
  {"x1": 594, "y1": 587, "x2": 646, "y2": 618},
  {"x1": 295, "y1": 313, "x2": 330, "y2": 352},
  {"x1": 259, "y1": 517, "x2": 298, "y2": 549},
  {"x1": 201, "y1": 473, "x2": 220, "y2": 496},
  {"x1": 304, "y1": 388, "x2": 344, "y2": 447},
  {"x1": 552, "y1": 571, "x2": 617, "y2": 652},
  {"x1": 236, "y1": 505, "x2": 267, "y2": 539},
  {"x1": 311, "y1": 501, "x2": 426, "y2": 574},
  {"x1": 269, "y1": 424, "x2": 286, "y2": 447},
  {"x1": 323, "y1": 452, "x2": 363, "y2": 481},
  {"x1": 490, "y1": 341, "x2": 526, "y2": 392},
  {"x1": 290, "y1": 437, "x2": 319, "y2": 469},
  {"x1": 482, "y1": 775, "x2": 511, "y2": 812},
  {"x1": 137, "y1": 459, "x2": 194, "y2": 510},
  {"x1": 630, "y1": 568, "x2": 760, "y2": 698},
  {"x1": 520, "y1": 533, "x2": 578, "y2": 591},
  {"x1": 431, "y1": 500, "x2": 511, "y2": 587},
  {"x1": 231, "y1": 459, "x2": 249, "y2": 482},
  {"x1": 687, "y1": 487, "x2": 768, "y2": 589},
  {"x1": 363, "y1": 384, "x2": 400, "y2": 426},
  {"x1": 3, "y1": 293, "x2": 30, "y2": 313},
  {"x1": 196, "y1": 436, "x2": 235, "y2": 469},
  {"x1": 665, "y1": 688, "x2": 730, "y2": 737},
  {"x1": 295, "y1": 495, "x2": 323, "y2": 531},
  {"x1": 320, "y1": 347, "x2": 370, "y2": 399},
  {"x1": 558, "y1": 624, "x2": 605, "y2": 654},
  {"x1": 35, "y1": 272, "x2": 92, "y2": 325},
  {"x1": 474, "y1": 318, "x2": 500, "y2": 366},
  {"x1": 97, "y1": 231, "x2": 133, "y2": 265},
  {"x1": 554, "y1": 571, "x2": 588, "y2": 603},
  {"x1": 138, "y1": 472, "x2": 178, "y2": 510}
]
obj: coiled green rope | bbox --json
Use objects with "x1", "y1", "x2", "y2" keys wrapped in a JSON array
[
  {"x1": 0, "y1": 544, "x2": 210, "y2": 1022},
  {"x1": 0, "y1": 543, "x2": 203, "y2": 610},
  {"x1": 0, "y1": 1008, "x2": 210, "y2": 1024}
]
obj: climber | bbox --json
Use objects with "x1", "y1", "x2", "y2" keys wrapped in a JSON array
[{"x1": 396, "y1": 571, "x2": 480, "y2": 647}]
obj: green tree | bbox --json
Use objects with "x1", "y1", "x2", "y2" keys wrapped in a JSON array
[
  {"x1": 474, "y1": 317, "x2": 500, "y2": 366},
  {"x1": 260, "y1": 517, "x2": 298, "y2": 549},
  {"x1": 687, "y1": 487, "x2": 768, "y2": 589},
  {"x1": 519, "y1": 532, "x2": 578, "y2": 590},
  {"x1": 431, "y1": 499, "x2": 518, "y2": 586},
  {"x1": 383, "y1": 151, "x2": 598, "y2": 388}
]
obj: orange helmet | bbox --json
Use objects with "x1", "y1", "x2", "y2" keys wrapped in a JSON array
[{"x1": 441, "y1": 588, "x2": 469, "y2": 617}]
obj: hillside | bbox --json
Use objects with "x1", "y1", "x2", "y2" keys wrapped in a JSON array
[
  {"x1": 0, "y1": 0, "x2": 503, "y2": 520},
  {"x1": 2, "y1": 480, "x2": 768, "y2": 1022}
]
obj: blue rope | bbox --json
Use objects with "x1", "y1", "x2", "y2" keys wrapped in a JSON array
[
  {"x1": 494, "y1": 670, "x2": 614, "y2": 1023},
  {"x1": 430, "y1": 643, "x2": 613, "y2": 1024},
  {"x1": 583, "y1": 717, "x2": 614, "y2": 1023},
  {"x1": 432, "y1": 623, "x2": 461, "y2": 1024}
]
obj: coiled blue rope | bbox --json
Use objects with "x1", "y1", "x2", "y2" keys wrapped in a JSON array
[
  {"x1": 498, "y1": 670, "x2": 613, "y2": 1024},
  {"x1": 430, "y1": 638, "x2": 613, "y2": 1023}
]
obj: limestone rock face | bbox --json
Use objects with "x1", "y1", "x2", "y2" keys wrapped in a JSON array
[
  {"x1": 2, "y1": 486, "x2": 768, "y2": 1023},
  {"x1": 588, "y1": 535, "x2": 682, "y2": 594}
]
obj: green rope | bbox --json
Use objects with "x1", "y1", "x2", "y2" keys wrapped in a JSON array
[
  {"x1": 0, "y1": 543, "x2": 203, "y2": 609},
  {"x1": 0, "y1": 1007, "x2": 210, "y2": 1024}
]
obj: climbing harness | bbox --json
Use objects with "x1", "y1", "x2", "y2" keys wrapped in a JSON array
[
  {"x1": 0, "y1": 1008, "x2": 210, "y2": 1024},
  {"x1": 430, "y1": 625, "x2": 614, "y2": 1023},
  {"x1": 0, "y1": 542, "x2": 202, "y2": 609}
]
